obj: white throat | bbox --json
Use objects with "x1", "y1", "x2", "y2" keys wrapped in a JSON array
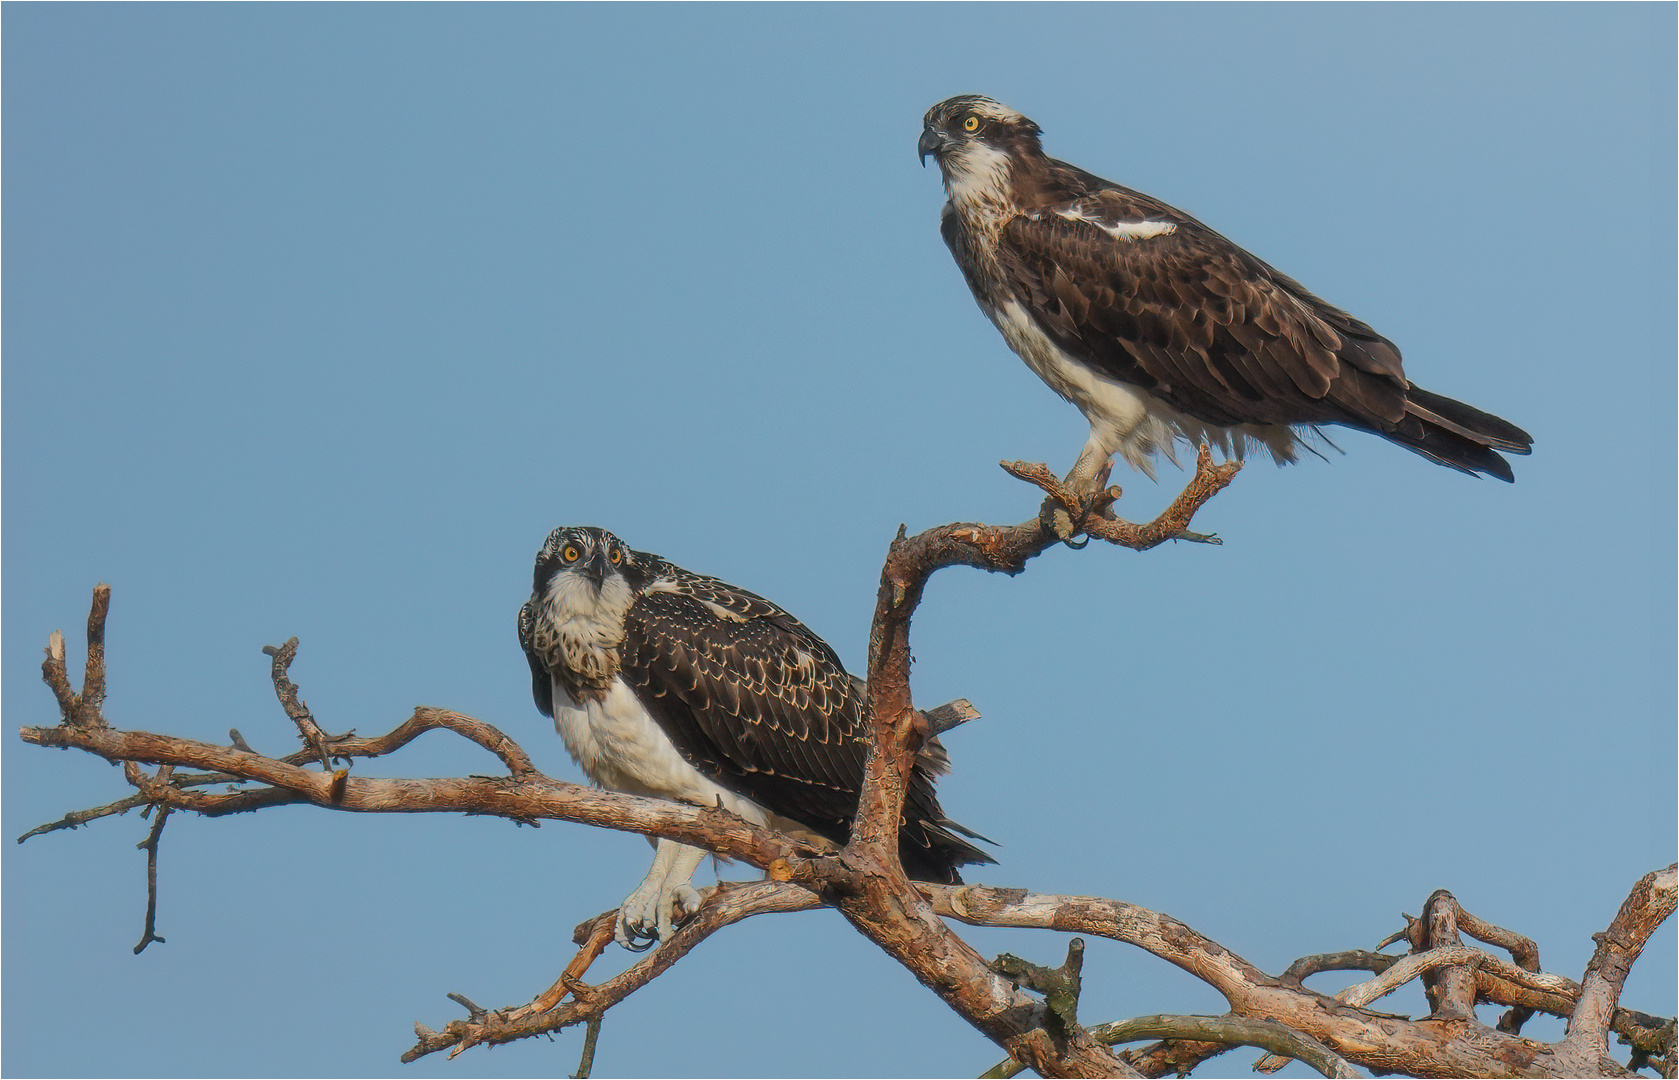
[
  {"x1": 940, "y1": 141, "x2": 1014, "y2": 214},
  {"x1": 535, "y1": 570, "x2": 638, "y2": 690}
]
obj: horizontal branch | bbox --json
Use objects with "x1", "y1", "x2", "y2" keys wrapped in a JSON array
[{"x1": 19, "y1": 718, "x2": 807, "y2": 867}]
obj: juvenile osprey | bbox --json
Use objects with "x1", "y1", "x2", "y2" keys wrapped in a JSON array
[
  {"x1": 919, "y1": 95, "x2": 1532, "y2": 495},
  {"x1": 518, "y1": 526, "x2": 991, "y2": 947}
]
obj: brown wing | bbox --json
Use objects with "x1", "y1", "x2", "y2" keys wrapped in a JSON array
[
  {"x1": 617, "y1": 562, "x2": 992, "y2": 882},
  {"x1": 996, "y1": 176, "x2": 1414, "y2": 433}
]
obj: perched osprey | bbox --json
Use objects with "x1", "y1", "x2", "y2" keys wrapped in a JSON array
[
  {"x1": 518, "y1": 525, "x2": 992, "y2": 947},
  {"x1": 919, "y1": 95, "x2": 1532, "y2": 494}
]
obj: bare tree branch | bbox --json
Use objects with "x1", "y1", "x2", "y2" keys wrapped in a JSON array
[
  {"x1": 402, "y1": 880, "x2": 824, "y2": 1062},
  {"x1": 1565, "y1": 865, "x2": 1678, "y2": 1066},
  {"x1": 261, "y1": 637, "x2": 337, "y2": 770},
  {"x1": 924, "y1": 880, "x2": 1674, "y2": 1079},
  {"x1": 1280, "y1": 949, "x2": 1400, "y2": 985},
  {"x1": 1106, "y1": 1016, "x2": 1358, "y2": 1080},
  {"x1": 1001, "y1": 444, "x2": 1241, "y2": 549},
  {"x1": 132, "y1": 802, "x2": 169, "y2": 954},
  {"x1": 839, "y1": 457, "x2": 1240, "y2": 1078},
  {"x1": 20, "y1": 512, "x2": 1673, "y2": 1080},
  {"x1": 40, "y1": 583, "x2": 112, "y2": 727},
  {"x1": 570, "y1": 1014, "x2": 602, "y2": 1079}
]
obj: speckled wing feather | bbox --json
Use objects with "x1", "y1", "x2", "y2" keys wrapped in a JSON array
[
  {"x1": 616, "y1": 557, "x2": 991, "y2": 883},
  {"x1": 516, "y1": 599, "x2": 554, "y2": 718}
]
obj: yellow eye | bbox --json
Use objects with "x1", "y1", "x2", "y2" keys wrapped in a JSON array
[
  {"x1": 562, "y1": 545, "x2": 580, "y2": 562},
  {"x1": 962, "y1": 115, "x2": 980, "y2": 132},
  {"x1": 608, "y1": 547, "x2": 622, "y2": 565}
]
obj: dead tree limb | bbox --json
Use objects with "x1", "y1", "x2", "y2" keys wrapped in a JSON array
[
  {"x1": 1001, "y1": 444, "x2": 1242, "y2": 549},
  {"x1": 20, "y1": 466, "x2": 1674, "y2": 1080},
  {"x1": 403, "y1": 880, "x2": 824, "y2": 1062},
  {"x1": 131, "y1": 802, "x2": 169, "y2": 954},
  {"x1": 984, "y1": 1013, "x2": 1361, "y2": 1080}
]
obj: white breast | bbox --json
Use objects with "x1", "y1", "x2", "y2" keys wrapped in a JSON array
[
  {"x1": 550, "y1": 675, "x2": 768, "y2": 826},
  {"x1": 989, "y1": 298, "x2": 1299, "y2": 474}
]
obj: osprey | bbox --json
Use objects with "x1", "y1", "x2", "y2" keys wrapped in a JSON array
[
  {"x1": 518, "y1": 526, "x2": 992, "y2": 947},
  {"x1": 919, "y1": 95, "x2": 1532, "y2": 496}
]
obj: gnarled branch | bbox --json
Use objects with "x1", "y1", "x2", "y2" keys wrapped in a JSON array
[{"x1": 20, "y1": 486, "x2": 1673, "y2": 1080}]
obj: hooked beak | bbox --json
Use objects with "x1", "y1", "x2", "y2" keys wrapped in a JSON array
[
  {"x1": 918, "y1": 124, "x2": 951, "y2": 167},
  {"x1": 582, "y1": 547, "x2": 611, "y2": 586}
]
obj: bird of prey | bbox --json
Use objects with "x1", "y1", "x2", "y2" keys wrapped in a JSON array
[
  {"x1": 518, "y1": 525, "x2": 992, "y2": 947},
  {"x1": 918, "y1": 94, "x2": 1532, "y2": 499}
]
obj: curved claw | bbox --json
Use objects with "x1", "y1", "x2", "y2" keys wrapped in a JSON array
[
  {"x1": 614, "y1": 881, "x2": 704, "y2": 950},
  {"x1": 617, "y1": 922, "x2": 659, "y2": 952}
]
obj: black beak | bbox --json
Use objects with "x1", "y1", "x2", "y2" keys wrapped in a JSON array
[
  {"x1": 918, "y1": 125, "x2": 948, "y2": 166},
  {"x1": 584, "y1": 547, "x2": 611, "y2": 585}
]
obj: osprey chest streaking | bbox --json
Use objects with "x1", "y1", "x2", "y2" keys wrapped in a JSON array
[
  {"x1": 517, "y1": 525, "x2": 991, "y2": 947},
  {"x1": 919, "y1": 95, "x2": 1532, "y2": 495}
]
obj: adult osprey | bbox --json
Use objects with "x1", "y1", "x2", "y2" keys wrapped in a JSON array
[
  {"x1": 919, "y1": 95, "x2": 1532, "y2": 495},
  {"x1": 518, "y1": 525, "x2": 991, "y2": 947}
]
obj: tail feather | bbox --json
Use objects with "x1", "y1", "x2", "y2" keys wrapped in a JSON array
[
  {"x1": 1379, "y1": 386, "x2": 1533, "y2": 482},
  {"x1": 1406, "y1": 387, "x2": 1533, "y2": 453},
  {"x1": 902, "y1": 818, "x2": 997, "y2": 885}
]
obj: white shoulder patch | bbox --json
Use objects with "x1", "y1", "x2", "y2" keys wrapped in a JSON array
[
  {"x1": 1054, "y1": 207, "x2": 1177, "y2": 242},
  {"x1": 699, "y1": 599, "x2": 749, "y2": 623},
  {"x1": 644, "y1": 577, "x2": 750, "y2": 623}
]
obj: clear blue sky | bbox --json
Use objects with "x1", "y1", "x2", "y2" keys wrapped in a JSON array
[{"x1": 6, "y1": 5, "x2": 1673, "y2": 1077}]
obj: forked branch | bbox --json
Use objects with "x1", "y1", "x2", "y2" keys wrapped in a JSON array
[{"x1": 20, "y1": 514, "x2": 1673, "y2": 1080}]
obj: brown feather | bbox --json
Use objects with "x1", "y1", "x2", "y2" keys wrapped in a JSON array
[
  {"x1": 923, "y1": 95, "x2": 1533, "y2": 479},
  {"x1": 617, "y1": 562, "x2": 992, "y2": 882}
]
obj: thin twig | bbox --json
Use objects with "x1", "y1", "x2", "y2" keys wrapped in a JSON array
[
  {"x1": 18, "y1": 791, "x2": 155, "y2": 842},
  {"x1": 132, "y1": 803, "x2": 170, "y2": 953},
  {"x1": 571, "y1": 1015, "x2": 602, "y2": 1079}
]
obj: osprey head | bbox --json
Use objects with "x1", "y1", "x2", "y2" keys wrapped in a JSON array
[
  {"x1": 532, "y1": 525, "x2": 646, "y2": 595},
  {"x1": 918, "y1": 95, "x2": 1042, "y2": 167}
]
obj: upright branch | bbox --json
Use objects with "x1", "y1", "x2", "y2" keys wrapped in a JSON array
[
  {"x1": 858, "y1": 444, "x2": 1240, "y2": 861},
  {"x1": 262, "y1": 637, "x2": 337, "y2": 771},
  {"x1": 1563, "y1": 866, "x2": 1678, "y2": 1070},
  {"x1": 41, "y1": 582, "x2": 112, "y2": 728}
]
